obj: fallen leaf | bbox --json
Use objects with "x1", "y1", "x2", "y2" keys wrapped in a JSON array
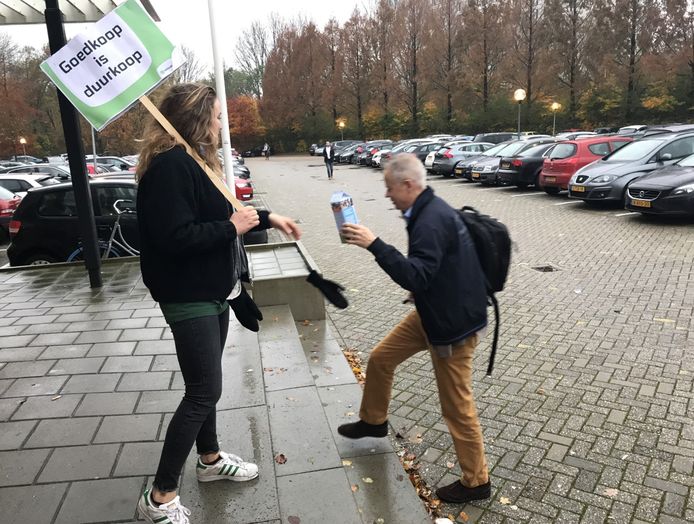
[
  {"x1": 50, "y1": 395, "x2": 61, "y2": 401},
  {"x1": 408, "y1": 434, "x2": 423, "y2": 444},
  {"x1": 536, "y1": 387, "x2": 545, "y2": 395},
  {"x1": 510, "y1": 505, "x2": 518, "y2": 510},
  {"x1": 288, "y1": 517, "x2": 301, "y2": 524},
  {"x1": 345, "y1": 411, "x2": 355, "y2": 417},
  {"x1": 342, "y1": 459, "x2": 352, "y2": 466},
  {"x1": 499, "y1": 496, "x2": 511, "y2": 505},
  {"x1": 274, "y1": 453, "x2": 287, "y2": 464},
  {"x1": 603, "y1": 488, "x2": 619, "y2": 497},
  {"x1": 458, "y1": 510, "x2": 469, "y2": 522},
  {"x1": 374, "y1": 519, "x2": 384, "y2": 524},
  {"x1": 446, "y1": 462, "x2": 455, "y2": 469},
  {"x1": 263, "y1": 367, "x2": 273, "y2": 372},
  {"x1": 395, "y1": 432, "x2": 404, "y2": 439},
  {"x1": 351, "y1": 484, "x2": 359, "y2": 492},
  {"x1": 362, "y1": 477, "x2": 374, "y2": 483},
  {"x1": 302, "y1": 320, "x2": 311, "y2": 326}
]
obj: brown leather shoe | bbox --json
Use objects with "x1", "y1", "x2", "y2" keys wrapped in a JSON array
[{"x1": 436, "y1": 480, "x2": 491, "y2": 503}]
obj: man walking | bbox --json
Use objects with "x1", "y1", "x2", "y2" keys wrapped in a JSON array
[
  {"x1": 338, "y1": 153, "x2": 491, "y2": 504},
  {"x1": 323, "y1": 141, "x2": 335, "y2": 179}
]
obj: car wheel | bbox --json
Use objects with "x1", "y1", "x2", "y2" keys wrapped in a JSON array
[
  {"x1": 23, "y1": 253, "x2": 58, "y2": 265},
  {"x1": 544, "y1": 187, "x2": 561, "y2": 195}
]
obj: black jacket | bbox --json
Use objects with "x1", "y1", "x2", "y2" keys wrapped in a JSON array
[
  {"x1": 137, "y1": 146, "x2": 270, "y2": 302},
  {"x1": 368, "y1": 187, "x2": 487, "y2": 344},
  {"x1": 323, "y1": 146, "x2": 335, "y2": 162}
]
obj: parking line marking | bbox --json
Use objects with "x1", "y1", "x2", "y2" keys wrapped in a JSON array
[
  {"x1": 614, "y1": 212, "x2": 639, "y2": 217},
  {"x1": 511, "y1": 193, "x2": 543, "y2": 198},
  {"x1": 553, "y1": 201, "x2": 582, "y2": 206},
  {"x1": 479, "y1": 187, "x2": 502, "y2": 191}
]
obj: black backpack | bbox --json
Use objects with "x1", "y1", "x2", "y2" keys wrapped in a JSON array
[{"x1": 458, "y1": 206, "x2": 512, "y2": 376}]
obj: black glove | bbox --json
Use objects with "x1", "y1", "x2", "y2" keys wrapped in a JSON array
[
  {"x1": 306, "y1": 270, "x2": 348, "y2": 309},
  {"x1": 228, "y1": 286, "x2": 263, "y2": 332}
]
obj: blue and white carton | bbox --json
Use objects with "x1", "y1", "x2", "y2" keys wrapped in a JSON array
[{"x1": 330, "y1": 191, "x2": 358, "y2": 243}]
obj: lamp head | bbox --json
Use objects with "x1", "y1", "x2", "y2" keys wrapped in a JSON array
[
  {"x1": 513, "y1": 89, "x2": 527, "y2": 102},
  {"x1": 551, "y1": 102, "x2": 561, "y2": 112},
  {"x1": 19, "y1": 137, "x2": 27, "y2": 145}
]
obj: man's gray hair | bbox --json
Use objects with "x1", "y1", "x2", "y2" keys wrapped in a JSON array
[{"x1": 384, "y1": 153, "x2": 426, "y2": 188}]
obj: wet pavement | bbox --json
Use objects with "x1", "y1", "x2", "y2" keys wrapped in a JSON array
[
  {"x1": 249, "y1": 155, "x2": 694, "y2": 523},
  {"x1": 0, "y1": 260, "x2": 429, "y2": 523}
]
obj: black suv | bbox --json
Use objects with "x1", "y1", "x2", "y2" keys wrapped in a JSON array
[{"x1": 8, "y1": 179, "x2": 140, "y2": 266}]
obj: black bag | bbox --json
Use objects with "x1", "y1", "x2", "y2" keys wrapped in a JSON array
[{"x1": 458, "y1": 206, "x2": 512, "y2": 376}]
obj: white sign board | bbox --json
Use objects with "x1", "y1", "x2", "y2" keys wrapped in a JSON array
[{"x1": 40, "y1": 0, "x2": 181, "y2": 130}]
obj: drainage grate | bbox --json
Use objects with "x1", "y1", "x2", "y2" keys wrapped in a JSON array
[{"x1": 532, "y1": 265, "x2": 558, "y2": 272}]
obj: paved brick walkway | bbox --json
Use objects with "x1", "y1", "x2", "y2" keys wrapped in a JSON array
[{"x1": 250, "y1": 155, "x2": 694, "y2": 523}]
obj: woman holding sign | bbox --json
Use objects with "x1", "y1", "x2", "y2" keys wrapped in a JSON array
[{"x1": 135, "y1": 83, "x2": 300, "y2": 524}]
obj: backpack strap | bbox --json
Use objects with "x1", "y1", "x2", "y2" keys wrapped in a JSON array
[{"x1": 486, "y1": 293, "x2": 499, "y2": 376}]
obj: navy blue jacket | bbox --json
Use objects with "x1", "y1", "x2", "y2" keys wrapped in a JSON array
[{"x1": 367, "y1": 187, "x2": 487, "y2": 344}]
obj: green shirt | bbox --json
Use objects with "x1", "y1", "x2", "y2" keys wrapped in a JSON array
[{"x1": 159, "y1": 300, "x2": 229, "y2": 324}]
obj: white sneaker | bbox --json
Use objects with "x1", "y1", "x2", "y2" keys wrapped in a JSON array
[
  {"x1": 137, "y1": 488, "x2": 191, "y2": 524},
  {"x1": 196, "y1": 451, "x2": 259, "y2": 482}
]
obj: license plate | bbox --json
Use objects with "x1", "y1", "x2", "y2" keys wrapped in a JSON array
[
  {"x1": 455, "y1": 168, "x2": 463, "y2": 175},
  {"x1": 472, "y1": 172, "x2": 480, "y2": 179},
  {"x1": 545, "y1": 176, "x2": 556, "y2": 183},
  {"x1": 501, "y1": 162, "x2": 510, "y2": 169},
  {"x1": 571, "y1": 185, "x2": 585, "y2": 192},
  {"x1": 631, "y1": 199, "x2": 651, "y2": 208}
]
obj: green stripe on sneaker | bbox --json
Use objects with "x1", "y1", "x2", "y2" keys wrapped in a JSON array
[
  {"x1": 196, "y1": 461, "x2": 206, "y2": 470},
  {"x1": 220, "y1": 464, "x2": 229, "y2": 476},
  {"x1": 230, "y1": 465, "x2": 239, "y2": 476},
  {"x1": 153, "y1": 516, "x2": 170, "y2": 523}
]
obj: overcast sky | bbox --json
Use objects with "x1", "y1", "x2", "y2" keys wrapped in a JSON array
[{"x1": 1, "y1": 0, "x2": 360, "y2": 72}]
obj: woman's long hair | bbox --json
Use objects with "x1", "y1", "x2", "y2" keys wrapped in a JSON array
[{"x1": 136, "y1": 83, "x2": 221, "y2": 181}]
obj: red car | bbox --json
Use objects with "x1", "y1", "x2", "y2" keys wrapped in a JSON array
[
  {"x1": 0, "y1": 186, "x2": 22, "y2": 241},
  {"x1": 234, "y1": 176, "x2": 253, "y2": 201},
  {"x1": 540, "y1": 136, "x2": 632, "y2": 194}
]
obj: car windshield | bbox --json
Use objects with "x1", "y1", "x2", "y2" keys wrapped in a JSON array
[
  {"x1": 549, "y1": 143, "x2": 577, "y2": 160},
  {"x1": 0, "y1": 186, "x2": 15, "y2": 199},
  {"x1": 604, "y1": 139, "x2": 663, "y2": 161},
  {"x1": 676, "y1": 153, "x2": 694, "y2": 167},
  {"x1": 482, "y1": 143, "x2": 508, "y2": 156},
  {"x1": 495, "y1": 142, "x2": 527, "y2": 156},
  {"x1": 519, "y1": 144, "x2": 552, "y2": 157}
]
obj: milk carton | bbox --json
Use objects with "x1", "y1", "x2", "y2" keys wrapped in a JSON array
[{"x1": 330, "y1": 191, "x2": 358, "y2": 243}]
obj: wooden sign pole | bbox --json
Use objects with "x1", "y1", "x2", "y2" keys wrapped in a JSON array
[{"x1": 139, "y1": 95, "x2": 244, "y2": 210}]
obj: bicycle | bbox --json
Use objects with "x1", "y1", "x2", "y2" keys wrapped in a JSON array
[{"x1": 67, "y1": 199, "x2": 139, "y2": 262}]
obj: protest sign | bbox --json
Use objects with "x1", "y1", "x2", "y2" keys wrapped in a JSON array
[{"x1": 40, "y1": 0, "x2": 180, "y2": 131}]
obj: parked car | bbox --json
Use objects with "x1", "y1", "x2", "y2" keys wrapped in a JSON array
[
  {"x1": 86, "y1": 155, "x2": 137, "y2": 172},
  {"x1": 402, "y1": 141, "x2": 443, "y2": 163},
  {"x1": 0, "y1": 186, "x2": 21, "y2": 241},
  {"x1": 9, "y1": 155, "x2": 42, "y2": 164},
  {"x1": 555, "y1": 131, "x2": 597, "y2": 140},
  {"x1": 594, "y1": 127, "x2": 619, "y2": 134},
  {"x1": 496, "y1": 142, "x2": 559, "y2": 188},
  {"x1": 623, "y1": 153, "x2": 694, "y2": 216},
  {"x1": 8, "y1": 175, "x2": 262, "y2": 266},
  {"x1": 431, "y1": 142, "x2": 494, "y2": 177},
  {"x1": 309, "y1": 144, "x2": 318, "y2": 156},
  {"x1": 357, "y1": 140, "x2": 393, "y2": 166},
  {"x1": 4, "y1": 163, "x2": 71, "y2": 178},
  {"x1": 380, "y1": 139, "x2": 430, "y2": 165},
  {"x1": 337, "y1": 143, "x2": 364, "y2": 163},
  {"x1": 470, "y1": 138, "x2": 556, "y2": 185},
  {"x1": 540, "y1": 136, "x2": 632, "y2": 194},
  {"x1": 568, "y1": 131, "x2": 694, "y2": 202},
  {"x1": 453, "y1": 142, "x2": 510, "y2": 180},
  {"x1": 473, "y1": 132, "x2": 516, "y2": 144},
  {"x1": 7, "y1": 179, "x2": 140, "y2": 265},
  {"x1": 0, "y1": 173, "x2": 63, "y2": 198},
  {"x1": 372, "y1": 148, "x2": 391, "y2": 168},
  {"x1": 617, "y1": 125, "x2": 647, "y2": 136}
]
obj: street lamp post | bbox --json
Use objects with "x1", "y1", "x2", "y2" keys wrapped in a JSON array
[
  {"x1": 551, "y1": 102, "x2": 561, "y2": 136},
  {"x1": 338, "y1": 121, "x2": 345, "y2": 141},
  {"x1": 19, "y1": 137, "x2": 27, "y2": 157},
  {"x1": 513, "y1": 89, "x2": 526, "y2": 139}
]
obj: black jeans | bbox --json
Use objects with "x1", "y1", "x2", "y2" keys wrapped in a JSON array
[
  {"x1": 153, "y1": 308, "x2": 229, "y2": 492},
  {"x1": 325, "y1": 160, "x2": 334, "y2": 178}
]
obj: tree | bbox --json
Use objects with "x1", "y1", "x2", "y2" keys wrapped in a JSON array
[
  {"x1": 235, "y1": 21, "x2": 270, "y2": 98},
  {"x1": 341, "y1": 10, "x2": 372, "y2": 139},
  {"x1": 393, "y1": 0, "x2": 431, "y2": 136},
  {"x1": 172, "y1": 46, "x2": 206, "y2": 83},
  {"x1": 228, "y1": 96, "x2": 266, "y2": 151}
]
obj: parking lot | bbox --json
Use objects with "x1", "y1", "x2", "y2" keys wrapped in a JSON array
[{"x1": 249, "y1": 156, "x2": 694, "y2": 522}]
